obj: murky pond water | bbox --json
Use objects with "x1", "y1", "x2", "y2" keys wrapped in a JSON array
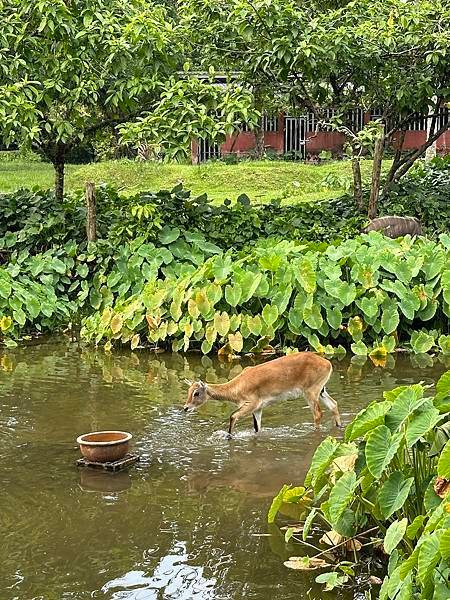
[{"x1": 0, "y1": 341, "x2": 448, "y2": 600}]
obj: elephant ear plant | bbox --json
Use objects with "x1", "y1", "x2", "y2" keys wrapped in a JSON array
[{"x1": 268, "y1": 370, "x2": 450, "y2": 597}]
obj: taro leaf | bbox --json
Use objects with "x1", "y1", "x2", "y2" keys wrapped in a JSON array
[
  {"x1": 201, "y1": 339, "x2": 213, "y2": 354},
  {"x1": 130, "y1": 334, "x2": 140, "y2": 350},
  {"x1": 333, "y1": 508, "x2": 356, "y2": 538},
  {"x1": 303, "y1": 304, "x2": 323, "y2": 330},
  {"x1": 51, "y1": 257, "x2": 67, "y2": 274},
  {"x1": 365, "y1": 425, "x2": 403, "y2": 478},
  {"x1": 205, "y1": 324, "x2": 217, "y2": 344},
  {"x1": 262, "y1": 304, "x2": 278, "y2": 326},
  {"x1": 348, "y1": 316, "x2": 364, "y2": 341},
  {"x1": 315, "y1": 572, "x2": 348, "y2": 591},
  {"x1": 302, "y1": 507, "x2": 317, "y2": 541},
  {"x1": 410, "y1": 331, "x2": 435, "y2": 354},
  {"x1": 206, "y1": 283, "x2": 222, "y2": 306},
  {"x1": 27, "y1": 297, "x2": 41, "y2": 319},
  {"x1": 378, "y1": 472, "x2": 414, "y2": 519},
  {"x1": 418, "y1": 532, "x2": 442, "y2": 587},
  {"x1": 225, "y1": 283, "x2": 242, "y2": 307},
  {"x1": 398, "y1": 290, "x2": 420, "y2": 320},
  {"x1": 438, "y1": 335, "x2": 450, "y2": 354},
  {"x1": 214, "y1": 311, "x2": 230, "y2": 337},
  {"x1": 13, "y1": 308, "x2": 26, "y2": 326},
  {"x1": 437, "y1": 439, "x2": 450, "y2": 479},
  {"x1": 259, "y1": 253, "x2": 282, "y2": 272},
  {"x1": 76, "y1": 263, "x2": 89, "y2": 278},
  {"x1": 345, "y1": 400, "x2": 392, "y2": 442},
  {"x1": 356, "y1": 297, "x2": 378, "y2": 319},
  {"x1": 272, "y1": 285, "x2": 293, "y2": 314},
  {"x1": 328, "y1": 471, "x2": 358, "y2": 524},
  {"x1": 437, "y1": 371, "x2": 450, "y2": 397},
  {"x1": 381, "y1": 304, "x2": 400, "y2": 335},
  {"x1": 188, "y1": 298, "x2": 200, "y2": 319},
  {"x1": 110, "y1": 314, "x2": 123, "y2": 335},
  {"x1": 158, "y1": 226, "x2": 180, "y2": 245},
  {"x1": 239, "y1": 271, "x2": 262, "y2": 302},
  {"x1": 212, "y1": 255, "x2": 233, "y2": 280},
  {"x1": 304, "y1": 436, "x2": 340, "y2": 488},
  {"x1": 384, "y1": 519, "x2": 408, "y2": 554},
  {"x1": 350, "y1": 340, "x2": 368, "y2": 356},
  {"x1": 326, "y1": 307, "x2": 342, "y2": 330},
  {"x1": 195, "y1": 291, "x2": 211, "y2": 317},
  {"x1": 406, "y1": 515, "x2": 426, "y2": 540},
  {"x1": 268, "y1": 484, "x2": 291, "y2": 523},
  {"x1": 228, "y1": 332, "x2": 243, "y2": 353},
  {"x1": 195, "y1": 239, "x2": 222, "y2": 255},
  {"x1": 405, "y1": 405, "x2": 442, "y2": 448},
  {"x1": 248, "y1": 315, "x2": 262, "y2": 337},
  {"x1": 296, "y1": 258, "x2": 316, "y2": 293},
  {"x1": 0, "y1": 278, "x2": 12, "y2": 299},
  {"x1": 323, "y1": 280, "x2": 356, "y2": 306},
  {"x1": 439, "y1": 529, "x2": 450, "y2": 560},
  {"x1": 385, "y1": 384, "x2": 425, "y2": 432}
]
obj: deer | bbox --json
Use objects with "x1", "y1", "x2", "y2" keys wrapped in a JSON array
[{"x1": 183, "y1": 352, "x2": 341, "y2": 438}]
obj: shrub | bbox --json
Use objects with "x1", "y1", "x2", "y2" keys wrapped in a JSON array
[{"x1": 80, "y1": 233, "x2": 450, "y2": 356}]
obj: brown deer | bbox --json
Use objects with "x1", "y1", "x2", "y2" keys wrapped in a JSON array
[
  {"x1": 362, "y1": 216, "x2": 422, "y2": 238},
  {"x1": 183, "y1": 353, "x2": 341, "y2": 437}
]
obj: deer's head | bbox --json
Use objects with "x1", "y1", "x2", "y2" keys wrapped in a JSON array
[{"x1": 183, "y1": 379, "x2": 208, "y2": 412}]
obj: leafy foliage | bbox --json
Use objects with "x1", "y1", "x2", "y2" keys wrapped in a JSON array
[{"x1": 269, "y1": 371, "x2": 450, "y2": 597}]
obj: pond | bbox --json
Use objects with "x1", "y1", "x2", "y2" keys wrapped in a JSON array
[{"x1": 0, "y1": 341, "x2": 448, "y2": 600}]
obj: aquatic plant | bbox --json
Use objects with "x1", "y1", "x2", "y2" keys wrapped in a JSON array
[{"x1": 268, "y1": 370, "x2": 450, "y2": 597}]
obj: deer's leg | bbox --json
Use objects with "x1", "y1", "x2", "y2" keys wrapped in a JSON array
[
  {"x1": 252, "y1": 408, "x2": 262, "y2": 433},
  {"x1": 320, "y1": 387, "x2": 342, "y2": 428},
  {"x1": 227, "y1": 404, "x2": 254, "y2": 439},
  {"x1": 304, "y1": 389, "x2": 323, "y2": 429}
]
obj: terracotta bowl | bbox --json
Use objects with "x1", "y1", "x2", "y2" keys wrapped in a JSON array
[{"x1": 76, "y1": 431, "x2": 132, "y2": 463}]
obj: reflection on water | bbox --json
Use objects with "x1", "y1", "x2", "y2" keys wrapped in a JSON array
[{"x1": 0, "y1": 340, "x2": 448, "y2": 600}]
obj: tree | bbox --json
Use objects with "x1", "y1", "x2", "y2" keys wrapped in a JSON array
[
  {"x1": 180, "y1": 0, "x2": 450, "y2": 216},
  {"x1": 0, "y1": 0, "x2": 180, "y2": 200}
]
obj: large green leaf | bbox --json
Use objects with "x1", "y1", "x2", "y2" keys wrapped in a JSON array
[
  {"x1": 385, "y1": 384, "x2": 425, "y2": 432},
  {"x1": 365, "y1": 425, "x2": 403, "y2": 478},
  {"x1": 378, "y1": 471, "x2": 414, "y2": 519},
  {"x1": 439, "y1": 528, "x2": 450, "y2": 560},
  {"x1": 417, "y1": 531, "x2": 442, "y2": 587},
  {"x1": 304, "y1": 437, "x2": 340, "y2": 488},
  {"x1": 296, "y1": 258, "x2": 316, "y2": 294},
  {"x1": 381, "y1": 304, "x2": 400, "y2": 335},
  {"x1": 328, "y1": 471, "x2": 358, "y2": 524},
  {"x1": 384, "y1": 518, "x2": 408, "y2": 554},
  {"x1": 214, "y1": 311, "x2": 230, "y2": 337},
  {"x1": 239, "y1": 271, "x2": 262, "y2": 302},
  {"x1": 158, "y1": 226, "x2": 180, "y2": 244},
  {"x1": 356, "y1": 296, "x2": 379, "y2": 319},
  {"x1": 225, "y1": 283, "x2": 242, "y2": 307},
  {"x1": 436, "y1": 371, "x2": 450, "y2": 397},
  {"x1": 262, "y1": 304, "x2": 278, "y2": 326},
  {"x1": 326, "y1": 307, "x2": 342, "y2": 330},
  {"x1": 410, "y1": 331, "x2": 435, "y2": 353},
  {"x1": 323, "y1": 280, "x2": 356, "y2": 306},
  {"x1": 267, "y1": 484, "x2": 291, "y2": 523},
  {"x1": 345, "y1": 400, "x2": 392, "y2": 442},
  {"x1": 437, "y1": 439, "x2": 450, "y2": 479},
  {"x1": 303, "y1": 304, "x2": 323, "y2": 329},
  {"x1": 405, "y1": 404, "x2": 442, "y2": 448}
]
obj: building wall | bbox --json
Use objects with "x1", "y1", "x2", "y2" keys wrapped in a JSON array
[{"x1": 192, "y1": 112, "x2": 450, "y2": 162}]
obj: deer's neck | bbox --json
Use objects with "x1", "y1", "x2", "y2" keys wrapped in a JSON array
[{"x1": 206, "y1": 382, "x2": 239, "y2": 404}]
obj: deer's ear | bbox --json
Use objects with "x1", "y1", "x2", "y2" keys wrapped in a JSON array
[{"x1": 183, "y1": 378, "x2": 193, "y2": 386}]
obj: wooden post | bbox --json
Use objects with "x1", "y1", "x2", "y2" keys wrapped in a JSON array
[
  {"x1": 368, "y1": 129, "x2": 385, "y2": 219},
  {"x1": 85, "y1": 181, "x2": 97, "y2": 242},
  {"x1": 351, "y1": 154, "x2": 363, "y2": 211}
]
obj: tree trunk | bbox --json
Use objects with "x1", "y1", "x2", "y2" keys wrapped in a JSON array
[
  {"x1": 368, "y1": 131, "x2": 385, "y2": 219},
  {"x1": 254, "y1": 122, "x2": 264, "y2": 159},
  {"x1": 351, "y1": 155, "x2": 363, "y2": 211},
  {"x1": 425, "y1": 96, "x2": 438, "y2": 162},
  {"x1": 85, "y1": 181, "x2": 97, "y2": 242},
  {"x1": 53, "y1": 143, "x2": 66, "y2": 202}
]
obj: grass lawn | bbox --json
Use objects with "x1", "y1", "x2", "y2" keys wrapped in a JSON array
[{"x1": 0, "y1": 157, "x2": 389, "y2": 204}]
